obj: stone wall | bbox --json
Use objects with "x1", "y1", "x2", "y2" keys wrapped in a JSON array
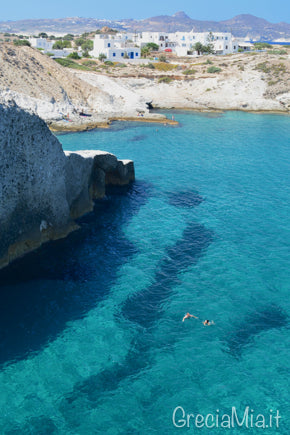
[{"x1": 0, "y1": 102, "x2": 134, "y2": 269}]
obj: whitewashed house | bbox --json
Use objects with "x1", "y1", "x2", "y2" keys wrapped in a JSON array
[
  {"x1": 173, "y1": 31, "x2": 237, "y2": 56},
  {"x1": 29, "y1": 38, "x2": 54, "y2": 51},
  {"x1": 29, "y1": 37, "x2": 82, "y2": 58},
  {"x1": 232, "y1": 38, "x2": 254, "y2": 51},
  {"x1": 173, "y1": 31, "x2": 198, "y2": 56},
  {"x1": 137, "y1": 32, "x2": 176, "y2": 51},
  {"x1": 211, "y1": 32, "x2": 237, "y2": 54},
  {"x1": 90, "y1": 34, "x2": 141, "y2": 61}
]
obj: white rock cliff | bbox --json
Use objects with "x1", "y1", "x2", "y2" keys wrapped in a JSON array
[{"x1": 0, "y1": 102, "x2": 134, "y2": 269}]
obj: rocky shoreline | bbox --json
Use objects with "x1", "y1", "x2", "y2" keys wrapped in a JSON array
[
  {"x1": 47, "y1": 107, "x2": 289, "y2": 133},
  {"x1": 0, "y1": 103, "x2": 135, "y2": 270},
  {"x1": 48, "y1": 113, "x2": 178, "y2": 132}
]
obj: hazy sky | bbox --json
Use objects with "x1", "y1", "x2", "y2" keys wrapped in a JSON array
[{"x1": 1, "y1": 0, "x2": 289, "y2": 23}]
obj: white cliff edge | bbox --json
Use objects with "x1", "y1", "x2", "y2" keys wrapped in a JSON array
[{"x1": 0, "y1": 102, "x2": 135, "y2": 270}]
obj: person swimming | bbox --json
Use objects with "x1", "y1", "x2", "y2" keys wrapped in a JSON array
[
  {"x1": 182, "y1": 313, "x2": 198, "y2": 322},
  {"x1": 203, "y1": 320, "x2": 214, "y2": 326}
]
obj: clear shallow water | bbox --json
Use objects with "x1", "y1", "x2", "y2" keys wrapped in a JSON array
[{"x1": 0, "y1": 111, "x2": 290, "y2": 434}]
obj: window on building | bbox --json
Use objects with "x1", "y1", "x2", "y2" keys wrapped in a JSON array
[
  {"x1": 113, "y1": 53, "x2": 116, "y2": 57},
  {"x1": 108, "y1": 43, "x2": 111, "y2": 47},
  {"x1": 136, "y1": 53, "x2": 138, "y2": 56},
  {"x1": 121, "y1": 53, "x2": 124, "y2": 56},
  {"x1": 226, "y1": 45, "x2": 228, "y2": 49},
  {"x1": 182, "y1": 43, "x2": 186, "y2": 47},
  {"x1": 234, "y1": 46, "x2": 236, "y2": 49},
  {"x1": 225, "y1": 37, "x2": 228, "y2": 40}
]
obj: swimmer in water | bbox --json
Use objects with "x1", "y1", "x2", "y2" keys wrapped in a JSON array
[
  {"x1": 182, "y1": 313, "x2": 198, "y2": 322},
  {"x1": 203, "y1": 320, "x2": 214, "y2": 326}
]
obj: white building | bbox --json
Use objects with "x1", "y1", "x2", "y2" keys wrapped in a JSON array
[
  {"x1": 137, "y1": 32, "x2": 176, "y2": 51},
  {"x1": 29, "y1": 38, "x2": 82, "y2": 58},
  {"x1": 90, "y1": 31, "x2": 245, "y2": 61},
  {"x1": 29, "y1": 38, "x2": 54, "y2": 51},
  {"x1": 173, "y1": 31, "x2": 237, "y2": 56},
  {"x1": 90, "y1": 34, "x2": 141, "y2": 61},
  {"x1": 212, "y1": 32, "x2": 237, "y2": 54},
  {"x1": 233, "y1": 38, "x2": 254, "y2": 51}
]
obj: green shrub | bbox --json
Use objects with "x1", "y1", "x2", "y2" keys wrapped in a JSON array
[
  {"x1": 255, "y1": 62, "x2": 271, "y2": 73},
  {"x1": 54, "y1": 58, "x2": 90, "y2": 70},
  {"x1": 254, "y1": 42, "x2": 272, "y2": 49},
  {"x1": 63, "y1": 34, "x2": 74, "y2": 41},
  {"x1": 158, "y1": 76, "x2": 173, "y2": 84},
  {"x1": 204, "y1": 59, "x2": 213, "y2": 64},
  {"x1": 159, "y1": 55, "x2": 167, "y2": 62},
  {"x1": 104, "y1": 60, "x2": 114, "y2": 66},
  {"x1": 182, "y1": 69, "x2": 196, "y2": 75},
  {"x1": 146, "y1": 42, "x2": 159, "y2": 51},
  {"x1": 67, "y1": 52, "x2": 81, "y2": 59},
  {"x1": 82, "y1": 60, "x2": 98, "y2": 67},
  {"x1": 98, "y1": 53, "x2": 107, "y2": 62},
  {"x1": 81, "y1": 40, "x2": 93, "y2": 51},
  {"x1": 268, "y1": 49, "x2": 287, "y2": 55},
  {"x1": 207, "y1": 66, "x2": 221, "y2": 73},
  {"x1": 52, "y1": 40, "x2": 71, "y2": 49},
  {"x1": 82, "y1": 50, "x2": 91, "y2": 58},
  {"x1": 13, "y1": 39, "x2": 31, "y2": 47},
  {"x1": 143, "y1": 63, "x2": 155, "y2": 69},
  {"x1": 75, "y1": 37, "x2": 86, "y2": 47}
]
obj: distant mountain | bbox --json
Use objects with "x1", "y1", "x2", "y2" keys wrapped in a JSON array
[
  {"x1": 1, "y1": 13, "x2": 290, "y2": 40},
  {"x1": 220, "y1": 14, "x2": 290, "y2": 39},
  {"x1": 0, "y1": 17, "x2": 125, "y2": 35}
]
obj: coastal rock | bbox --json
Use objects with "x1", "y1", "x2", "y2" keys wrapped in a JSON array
[
  {"x1": 0, "y1": 103, "x2": 135, "y2": 269},
  {"x1": 64, "y1": 150, "x2": 134, "y2": 219},
  {"x1": 106, "y1": 160, "x2": 135, "y2": 186}
]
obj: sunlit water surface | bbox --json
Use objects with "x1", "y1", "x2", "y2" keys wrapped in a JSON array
[{"x1": 0, "y1": 111, "x2": 289, "y2": 434}]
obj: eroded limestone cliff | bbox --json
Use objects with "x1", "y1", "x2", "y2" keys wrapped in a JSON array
[{"x1": 0, "y1": 102, "x2": 134, "y2": 269}]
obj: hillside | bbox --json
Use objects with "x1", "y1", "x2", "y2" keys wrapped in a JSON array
[
  {"x1": 0, "y1": 43, "x2": 289, "y2": 132},
  {"x1": 0, "y1": 13, "x2": 290, "y2": 39},
  {"x1": 0, "y1": 43, "x2": 148, "y2": 124}
]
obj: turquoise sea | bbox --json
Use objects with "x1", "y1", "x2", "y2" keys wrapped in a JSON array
[{"x1": 0, "y1": 111, "x2": 289, "y2": 434}]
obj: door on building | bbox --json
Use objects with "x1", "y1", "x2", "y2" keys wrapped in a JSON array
[{"x1": 130, "y1": 52, "x2": 134, "y2": 59}]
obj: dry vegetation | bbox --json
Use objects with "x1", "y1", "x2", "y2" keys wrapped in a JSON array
[
  {"x1": 0, "y1": 41, "x2": 289, "y2": 108},
  {"x1": 74, "y1": 50, "x2": 290, "y2": 99},
  {"x1": 0, "y1": 42, "x2": 102, "y2": 105}
]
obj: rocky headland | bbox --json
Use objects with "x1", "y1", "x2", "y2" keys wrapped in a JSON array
[{"x1": 0, "y1": 102, "x2": 134, "y2": 269}]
